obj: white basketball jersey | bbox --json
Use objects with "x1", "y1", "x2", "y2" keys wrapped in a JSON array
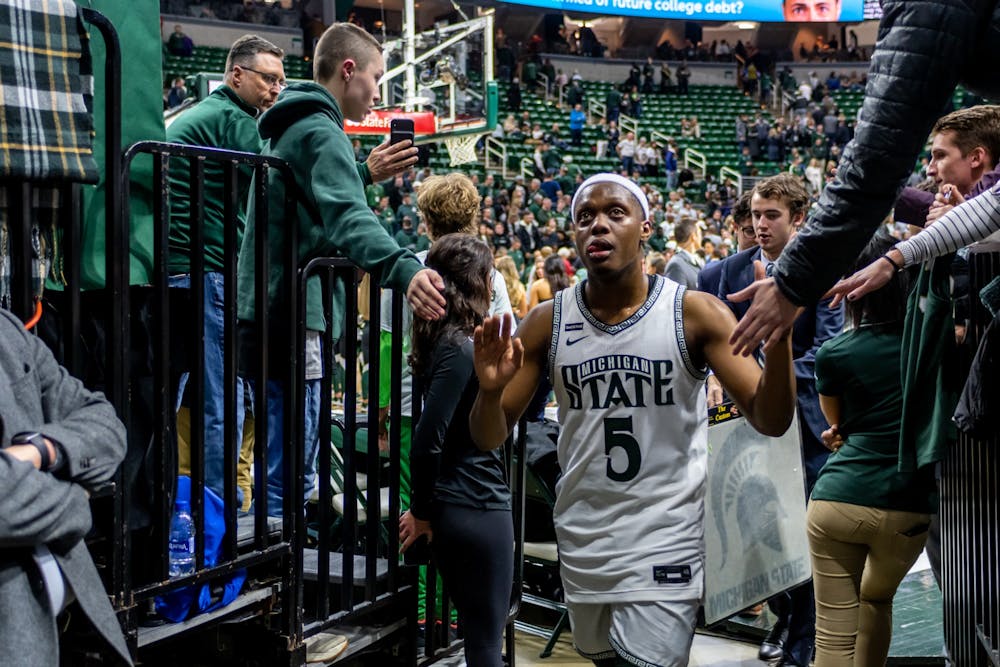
[{"x1": 549, "y1": 275, "x2": 708, "y2": 603}]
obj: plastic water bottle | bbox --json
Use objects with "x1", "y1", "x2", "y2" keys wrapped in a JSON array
[{"x1": 168, "y1": 500, "x2": 195, "y2": 578}]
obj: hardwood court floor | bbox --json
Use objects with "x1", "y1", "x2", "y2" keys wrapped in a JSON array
[
  {"x1": 514, "y1": 552, "x2": 944, "y2": 666},
  {"x1": 514, "y1": 631, "x2": 761, "y2": 667}
]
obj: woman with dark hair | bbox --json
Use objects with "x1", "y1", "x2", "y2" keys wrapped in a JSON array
[
  {"x1": 807, "y1": 231, "x2": 937, "y2": 666},
  {"x1": 399, "y1": 234, "x2": 513, "y2": 667},
  {"x1": 526, "y1": 253, "x2": 571, "y2": 310}
]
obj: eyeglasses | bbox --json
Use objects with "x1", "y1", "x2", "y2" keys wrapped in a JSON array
[
  {"x1": 238, "y1": 65, "x2": 286, "y2": 90},
  {"x1": 739, "y1": 226, "x2": 757, "y2": 238}
]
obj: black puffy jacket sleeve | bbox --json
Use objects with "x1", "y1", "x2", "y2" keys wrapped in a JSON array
[{"x1": 773, "y1": 0, "x2": 1000, "y2": 306}]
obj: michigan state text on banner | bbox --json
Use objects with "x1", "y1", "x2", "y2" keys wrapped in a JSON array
[
  {"x1": 496, "y1": 0, "x2": 863, "y2": 22},
  {"x1": 702, "y1": 410, "x2": 811, "y2": 625},
  {"x1": 344, "y1": 111, "x2": 437, "y2": 136}
]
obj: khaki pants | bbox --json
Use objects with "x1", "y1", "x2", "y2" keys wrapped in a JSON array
[
  {"x1": 806, "y1": 500, "x2": 931, "y2": 667},
  {"x1": 177, "y1": 407, "x2": 255, "y2": 512}
]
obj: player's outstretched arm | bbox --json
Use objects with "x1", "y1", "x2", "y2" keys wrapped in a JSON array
[
  {"x1": 470, "y1": 308, "x2": 551, "y2": 451},
  {"x1": 685, "y1": 290, "x2": 795, "y2": 437}
]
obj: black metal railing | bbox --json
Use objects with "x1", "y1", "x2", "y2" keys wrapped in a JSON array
[
  {"x1": 941, "y1": 244, "x2": 1000, "y2": 667},
  {"x1": 296, "y1": 260, "x2": 408, "y2": 640},
  {"x1": 118, "y1": 141, "x2": 303, "y2": 656}
]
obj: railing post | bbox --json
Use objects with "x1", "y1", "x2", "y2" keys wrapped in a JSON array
[
  {"x1": 520, "y1": 157, "x2": 534, "y2": 180},
  {"x1": 684, "y1": 147, "x2": 707, "y2": 178},
  {"x1": 620, "y1": 114, "x2": 638, "y2": 137},
  {"x1": 719, "y1": 165, "x2": 743, "y2": 195},
  {"x1": 587, "y1": 98, "x2": 606, "y2": 124}
]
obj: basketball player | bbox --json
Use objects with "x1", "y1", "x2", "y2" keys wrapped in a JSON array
[{"x1": 470, "y1": 173, "x2": 796, "y2": 666}]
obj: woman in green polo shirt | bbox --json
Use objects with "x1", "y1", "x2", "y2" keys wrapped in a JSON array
[{"x1": 807, "y1": 231, "x2": 937, "y2": 667}]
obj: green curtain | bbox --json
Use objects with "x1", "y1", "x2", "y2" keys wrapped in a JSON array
[{"x1": 71, "y1": 0, "x2": 164, "y2": 290}]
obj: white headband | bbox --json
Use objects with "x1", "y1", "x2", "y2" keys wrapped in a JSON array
[{"x1": 571, "y1": 173, "x2": 651, "y2": 224}]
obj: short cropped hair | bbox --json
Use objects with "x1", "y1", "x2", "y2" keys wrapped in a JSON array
[
  {"x1": 673, "y1": 218, "x2": 698, "y2": 245},
  {"x1": 226, "y1": 35, "x2": 284, "y2": 72},
  {"x1": 752, "y1": 173, "x2": 810, "y2": 218},
  {"x1": 932, "y1": 105, "x2": 1000, "y2": 165},
  {"x1": 732, "y1": 191, "x2": 753, "y2": 225},
  {"x1": 417, "y1": 173, "x2": 481, "y2": 239},
  {"x1": 647, "y1": 252, "x2": 666, "y2": 274},
  {"x1": 313, "y1": 23, "x2": 381, "y2": 84}
]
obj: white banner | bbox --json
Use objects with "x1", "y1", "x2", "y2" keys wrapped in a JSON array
[{"x1": 703, "y1": 406, "x2": 811, "y2": 625}]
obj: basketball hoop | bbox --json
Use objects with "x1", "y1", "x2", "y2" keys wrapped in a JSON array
[{"x1": 443, "y1": 133, "x2": 482, "y2": 166}]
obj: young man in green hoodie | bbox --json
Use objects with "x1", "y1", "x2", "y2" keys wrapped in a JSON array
[{"x1": 236, "y1": 22, "x2": 445, "y2": 518}]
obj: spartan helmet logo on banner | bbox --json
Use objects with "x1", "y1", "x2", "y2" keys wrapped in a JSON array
[{"x1": 710, "y1": 431, "x2": 786, "y2": 570}]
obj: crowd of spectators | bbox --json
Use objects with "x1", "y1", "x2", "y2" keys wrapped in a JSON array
[
  {"x1": 358, "y1": 157, "x2": 784, "y2": 325},
  {"x1": 161, "y1": 0, "x2": 301, "y2": 27}
]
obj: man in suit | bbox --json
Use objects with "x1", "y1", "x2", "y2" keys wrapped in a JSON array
[
  {"x1": 697, "y1": 191, "x2": 755, "y2": 297},
  {"x1": 665, "y1": 217, "x2": 703, "y2": 288},
  {"x1": 717, "y1": 174, "x2": 844, "y2": 667},
  {"x1": 0, "y1": 309, "x2": 131, "y2": 666}
]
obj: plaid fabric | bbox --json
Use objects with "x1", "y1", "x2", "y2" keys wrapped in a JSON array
[
  {"x1": 0, "y1": 0, "x2": 97, "y2": 182},
  {"x1": 0, "y1": 0, "x2": 95, "y2": 306}
]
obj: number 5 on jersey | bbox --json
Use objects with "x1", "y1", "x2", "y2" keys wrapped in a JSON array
[{"x1": 604, "y1": 417, "x2": 641, "y2": 482}]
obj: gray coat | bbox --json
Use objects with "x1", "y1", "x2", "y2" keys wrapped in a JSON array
[
  {"x1": 0, "y1": 309, "x2": 131, "y2": 666},
  {"x1": 664, "y1": 249, "x2": 701, "y2": 290}
]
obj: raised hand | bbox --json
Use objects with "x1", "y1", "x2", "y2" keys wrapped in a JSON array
[
  {"x1": 473, "y1": 313, "x2": 524, "y2": 394},
  {"x1": 726, "y1": 261, "x2": 800, "y2": 357},
  {"x1": 825, "y1": 255, "x2": 895, "y2": 308},
  {"x1": 925, "y1": 184, "x2": 964, "y2": 226},
  {"x1": 366, "y1": 139, "x2": 419, "y2": 183}
]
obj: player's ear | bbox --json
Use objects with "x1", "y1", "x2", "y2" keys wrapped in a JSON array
[{"x1": 640, "y1": 218, "x2": 652, "y2": 242}]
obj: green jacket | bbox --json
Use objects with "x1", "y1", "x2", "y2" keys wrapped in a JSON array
[
  {"x1": 167, "y1": 85, "x2": 262, "y2": 274},
  {"x1": 415, "y1": 233, "x2": 431, "y2": 252},
  {"x1": 394, "y1": 229, "x2": 418, "y2": 251},
  {"x1": 67, "y1": 0, "x2": 165, "y2": 290},
  {"x1": 365, "y1": 182, "x2": 385, "y2": 208},
  {"x1": 899, "y1": 257, "x2": 958, "y2": 472},
  {"x1": 236, "y1": 82, "x2": 422, "y2": 344},
  {"x1": 542, "y1": 149, "x2": 562, "y2": 172}
]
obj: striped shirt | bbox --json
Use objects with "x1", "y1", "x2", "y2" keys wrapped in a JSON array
[{"x1": 897, "y1": 184, "x2": 1000, "y2": 266}]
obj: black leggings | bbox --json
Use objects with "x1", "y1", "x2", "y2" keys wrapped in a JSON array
[{"x1": 430, "y1": 504, "x2": 514, "y2": 667}]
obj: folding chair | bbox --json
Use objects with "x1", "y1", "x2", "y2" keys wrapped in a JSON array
[{"x1": 515, "y1": 453, "x2": 569, "y2": 658}]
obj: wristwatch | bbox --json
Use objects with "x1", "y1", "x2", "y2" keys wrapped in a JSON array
[{"x1": 10, "y1": 432, "x2": 53, "y2": 471}]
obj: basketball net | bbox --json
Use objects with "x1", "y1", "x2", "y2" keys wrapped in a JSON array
[{"x1": 442, "y1": 133, "x2": 483, "y2": 166}]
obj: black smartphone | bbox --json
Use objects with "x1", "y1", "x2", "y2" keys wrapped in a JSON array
[
  {"x1": 389, "y1": 117, "x2": 415, "y2": 146},
  {"x1": 403, "y1": 534, "x2": 431, "y2": 566}
]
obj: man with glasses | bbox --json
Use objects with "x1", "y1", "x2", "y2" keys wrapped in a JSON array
[
  {"x1": 167, "y1": 33, "x2": 421, "y2": 510},
  {"x1": 697, "y1": 191, "x2": 754, "y2": 298},
  {"x1": 166, "y1": 34, "x2": 288, "y2": 507}
]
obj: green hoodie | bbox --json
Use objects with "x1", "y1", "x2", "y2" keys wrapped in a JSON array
[
  {"x1": 167, "y1": 85, "x2": 261, "y2": 274},
  {"x1": 236, "y1": 82, "x2": 422, "y2": 347}
]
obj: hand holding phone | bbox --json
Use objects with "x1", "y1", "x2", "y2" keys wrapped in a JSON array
[{"x1": 390, "y1": 118, "x2": 415, "y2": 146}]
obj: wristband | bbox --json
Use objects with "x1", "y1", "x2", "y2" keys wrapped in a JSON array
[
  {"x1": 880, "y1": 254, "x2": 903, "y2": 273},
  {"x1": 11, "y1": 432, "x2": 51, "y2": 471}
]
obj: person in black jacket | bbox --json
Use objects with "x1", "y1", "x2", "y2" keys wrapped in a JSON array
[
  {"x1": 729, "y1": 1, "x2": 1000, "y2": 357},
  {"x1": 399, "y1": 234, "x2": 513, "y2": 667},
  {"x1": 507, "y1": 78, "x2": 522, "y2": 113}
]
